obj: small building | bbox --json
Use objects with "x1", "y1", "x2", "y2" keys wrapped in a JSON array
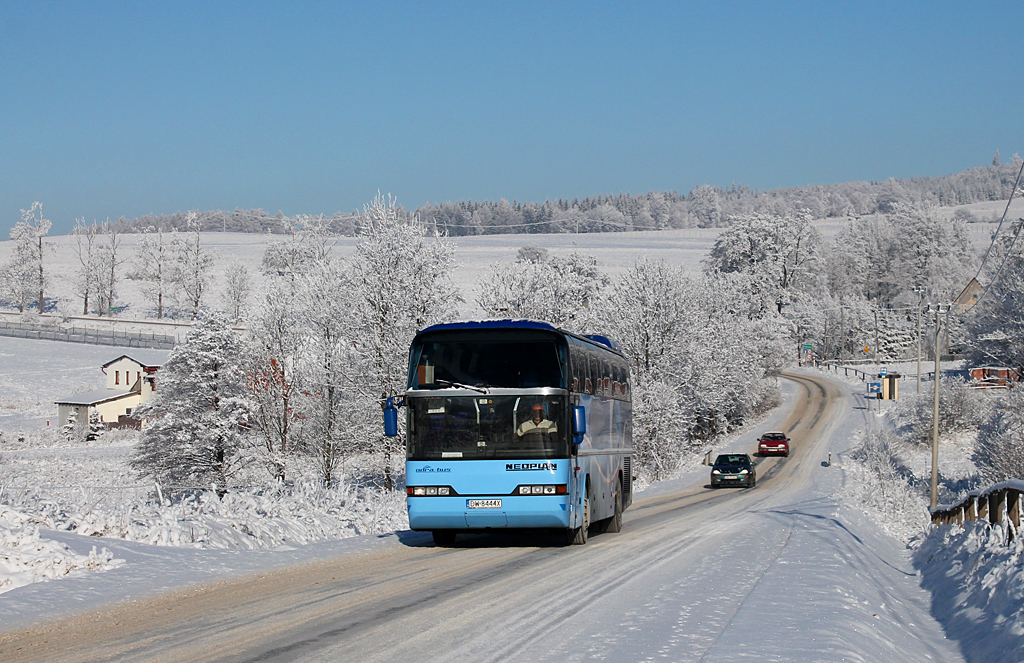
[
  {"x1": 55, "y1": 351, "x2": 166, "y2": 434},
  {"x1": 968, "y1": 366, "x2": 1021, "y2": 389}
]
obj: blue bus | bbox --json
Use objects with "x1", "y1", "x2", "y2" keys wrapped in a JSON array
[{"x1": 385, "y1": 320, "x2": 633, "y2": 546}]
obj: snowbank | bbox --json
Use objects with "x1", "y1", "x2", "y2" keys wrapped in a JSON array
[
  {"x1": 0, "y1": 504, "x2": 121, "y2": 595},
  {"x1": 915, "y1": 521, "x2": 1024, "y2": 663},
  {"x1": 2, "y1": 481, "x2": 409, "y2": 551}
]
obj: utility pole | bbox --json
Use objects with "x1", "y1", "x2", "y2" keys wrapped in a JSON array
[
  {"x1": 838, "y1": 301, "x2": 843, "y2": 364},
  {"x1": 913, "y1": 286, "x2": 925, "y2": 394},
  {"x1": 929, "y1": 303, "x2": 950, "y2": 509},
  {"x1": 873, "y1": 308, "x2": 880, "y2": 372}
]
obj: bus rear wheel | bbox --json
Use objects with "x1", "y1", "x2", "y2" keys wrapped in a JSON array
[
  {"x1": 432, "y1": 530, "x2": 456, "y2": 546},
  {"x1": 604, "y1": 487, "x2": 623, "y2": 533}
]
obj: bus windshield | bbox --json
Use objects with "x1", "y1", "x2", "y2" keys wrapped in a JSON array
[
  {"x1": 407, "y1": 395, "x2": 567, "y2": 460},
  {"x1": 410, "y1": 331, "x2": 565, "y2": 390}
]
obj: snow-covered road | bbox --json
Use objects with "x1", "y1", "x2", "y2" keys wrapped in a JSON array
[{"x1": 0, "y1": 371, "x2": 964, "y2": 662}]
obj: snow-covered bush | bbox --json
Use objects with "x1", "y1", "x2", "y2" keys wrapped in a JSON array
[
  {"x1": 892, "y1": 376, "x2": 990, "y2": 446},
  {"x1": 0, "y1": 477, "x2": 407, "y2": 552},
  {"x1": 0, "y1": 504, "x2": 121, "y2": 594},
  {"x1": 844, "y1": 427, "x2": 929, "y2": 542},
  {"x1": 973, "y1": 387, "x2": 1024, "y2": 483}
]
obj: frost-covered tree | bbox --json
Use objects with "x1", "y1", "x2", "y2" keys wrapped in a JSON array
[
  {"x1": 973, "y1": 387, "x2": 1024, "y2": 483},
  {"x1": 688, "y1": 185, "x2": 722, "y2": 227},
  {"x1": 172, "y1": 213, "x2": 215, "y2": 319},
  {"x1": 828, "y1": 204, "x2": 974, "y2": 306},
  {"x1": 131, "y1": 314, "x2": 250, "y2": 489},
  {"x1": 602, "y1": 258, "x2": 689, "y2": 378},
  {"x1": 516, "y1": 244, "x2": 548, "y2": 264},
  {"x1": 244, "y1": 279, "x2": 306, "y2": 481},
  {"x1": 477, "y1": 253, "x2": 608, "y2": 330},
  {"x1": 703, "y1": 210, "x2": 822, "y2": 314},
  {"x1": 130, "y1": 226, "x2": 172, "y2": 319},
  {"x1": 596, "y1": 263, "x2": 786, "y2": 479},
  {"x1": 61, "y1": 410, "x2": 82, "y2": 442},
  {"x1": 9, "y1": 202, "x2": 51, "y2": 313},
  {"x1": 295, "y1": 261, "x2": 365, "y2": 485},
  {"x1": 261, "y1": 214, "x2": 334, "y2": 279},
  {"x1": 964, "y1": 248, "x2": 1024, "y2": 369},
  {"x1": 222, "y1": 261, "x2": 251, "y2": 323},
  {"x1": 350, "y1": 193, "x2": 460, "y2": 489}
]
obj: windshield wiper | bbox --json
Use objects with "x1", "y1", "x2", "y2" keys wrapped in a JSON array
[{"x1": 436, "y1": 379, "x2": 489, "y2": 394}]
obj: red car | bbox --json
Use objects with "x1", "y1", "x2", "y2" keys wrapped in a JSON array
[{"x1": 758, "y1": 431, "x2": 790, "y2": 456}]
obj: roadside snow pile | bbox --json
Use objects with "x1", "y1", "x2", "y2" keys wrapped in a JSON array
[
  {"x1": 914, "y1": 521, "x2": 1024, "y2": 663},
  {"x1": 2, "y1": 481, "x2": 409, "y2": 551},
  {"x1": 0, "y1": 504, "x2": 122, "y2": 595}
]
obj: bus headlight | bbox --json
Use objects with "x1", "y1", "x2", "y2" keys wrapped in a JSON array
[{"x1": 407, "y1": 486, "x2": 455, "y2": 496}]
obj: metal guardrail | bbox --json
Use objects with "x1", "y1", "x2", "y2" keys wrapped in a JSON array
[
  {"x1": 819, "y1": 361, "x2": 874, "y2": 381},
  {"x1": 0, "y1": 320, "x2": 176, "y2": 349}
]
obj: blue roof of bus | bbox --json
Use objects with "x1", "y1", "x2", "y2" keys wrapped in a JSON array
[
  {"x1": 419, "y1": 319, "x2": 560, "y2": 334},
  {"x1": 417, "y1": 319, "x2": 623, "y2": 354}
]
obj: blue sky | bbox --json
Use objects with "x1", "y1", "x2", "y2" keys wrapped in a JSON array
[{"x1": 1, "y1": 1, "x2": 1021, "y2": 234}]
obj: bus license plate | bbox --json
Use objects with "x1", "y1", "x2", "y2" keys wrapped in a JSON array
[{"x1": 467, "y1": 499, "x2": 502, "y2": 509}]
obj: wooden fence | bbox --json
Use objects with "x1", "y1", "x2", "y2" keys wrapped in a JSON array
[{"x1": 931, "y1": 483, "x2": 1023, "y2": 543}]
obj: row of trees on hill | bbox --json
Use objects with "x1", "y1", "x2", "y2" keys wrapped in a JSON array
[{"x1": 100, "y1": 157, "x2": 1023, "y2": 238}]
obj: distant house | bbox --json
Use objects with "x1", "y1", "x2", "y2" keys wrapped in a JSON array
[
  {"x1": 953, "y1": 278, "x2": 983, "y2": 314},
  {"x1": 968, "y1": 366, "x2": 1021, "y2": 389},
  {"x1": 55, "y1": 351, "x2": 167, "y2": 433}
]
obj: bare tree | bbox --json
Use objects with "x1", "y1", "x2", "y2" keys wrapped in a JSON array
[
  {"x1": 130, "y1": 226, "x2": 172, "y2": 318},
  {"x1": 72, "y1": 219, "x2": 101, "y2": 315},
  {"x1": 222, "y1": 261, "x2": 252, "y2": 323},
  {"x1": 172, "y1": 212, "x2": 215, "y2": 319},
  {"x1": 94, "y1": 222, "x2": 124, "y2": 316}
]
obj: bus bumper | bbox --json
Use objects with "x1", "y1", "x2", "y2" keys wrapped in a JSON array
[{"x1": 408, "y1": 496, "x2": 571, "y2": 530}]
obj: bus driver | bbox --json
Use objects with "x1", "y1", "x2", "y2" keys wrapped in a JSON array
[{"x1": 516, "y1": 403, "x2": 558, "y2": 443}]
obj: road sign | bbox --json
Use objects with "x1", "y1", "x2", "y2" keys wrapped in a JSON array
[
  {"x1": 802, "y1": 344, "x2": 813, "y2": 350},
  {"x1": 880, "y1": 366, "x2": 888, "y2": 376},
  {"x1": 868, "y1": 382, "x2": 881, "y2": 393},
  {"x1": 864, "y1": 346, "x2": 870, "y2": 353}
]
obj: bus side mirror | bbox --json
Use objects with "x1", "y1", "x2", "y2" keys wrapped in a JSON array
[
  {"x1": 384, "y1": 397, "x2": 400, "y2": 437},
  {"x1": 572, "y1": 406, "x2": 586, "y2": 446}
]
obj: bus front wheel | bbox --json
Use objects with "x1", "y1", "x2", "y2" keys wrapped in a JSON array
[{"x1": 567, "y1": 495, "x2": 590, "y2": 545}]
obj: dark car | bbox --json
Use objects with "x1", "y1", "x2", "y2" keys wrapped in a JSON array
[
  {"x1": 711, "y1": 453, "x2": 756, "y2": 488},
  {"x1": 758, "y1": 431, "x2": 790, "y2": 456}
]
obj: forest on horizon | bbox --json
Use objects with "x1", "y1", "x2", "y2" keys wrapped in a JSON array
[{"x1": 104, "y1": 155, "x2": 1023, "y2": 237}]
